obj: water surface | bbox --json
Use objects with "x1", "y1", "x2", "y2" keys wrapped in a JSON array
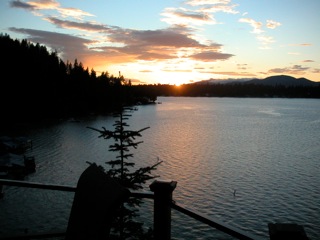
[{"x1": 1, "y1": 97, "x2": 319, "y2": 239}]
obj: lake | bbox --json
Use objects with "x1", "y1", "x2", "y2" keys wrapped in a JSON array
[{"x1": 0, "y1": 97, "x2": 319, "y2": 239}]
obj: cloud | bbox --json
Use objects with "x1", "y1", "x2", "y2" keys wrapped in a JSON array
[
  {"x1": 288, "y1": 43, "x2": 312, "y2": 47},
  {"x1": 161, "y1": 0, "x2": 238, "y2": 26},
  {"x1": 10, "y1": 0, "x2": 37, "y2": 10},
  {"x1": 239, "y1": 18, "x2": 263, "y2": 34},
  {"x1": 266, "y1": 20, "x2": 281, "y2": 29},
  {"x1": 239, "y1": 18, "x2": 281, "y2": 33},
  {"x1": 8, "y1": 0, "x2": 235, "y2": 77},
  {"x1": 10, "y1": 0, "x2": 59, "y2": 10},
  {"x1": 185, "y1": 0, "x2": 231, "y2": 6},
  {"x1": 9, "y1": 23, "x2": 233, "y2": 65},
  {"x1": 303, "y1": 60, "x2": 314, "y2": 63},
  {"x1": 199, "y1": 4, "x2": 239, "y2": 14},
  {"x1": 161, "y1": 7, "x2": 217, "y2": 25},
  {"x1": 25, "y1": 0, "x2": 60, "y2": 9},
  {"x1": 8, "y1": 27, "x2": 92, "y2": 60},
  {"x1": 10, "y1": 2, "x2": 234, "y2": 63},
  {"x1": 103, "y1": 27, "x2": 233, "y2": 62},
  {"x1": 267, "y1": 65, "x2": 309, "y2": 75},
  {"x1": 45, "y1": 17, "x2": 109, "y2": 32},
  {"x1": 57, "y1": 7, "x2": 94, "y2": 20},
  {"x1": 237, "y1": 63, "x2": 248, "y2": 70},
  {"x1": 239, "y1": 17, "x2": 281, "y2": 47},
  {"x1": 120, "y1": 28, "x2": 200, "y2": 48},
  {"x1": 190, "y1": 51, "x2": 234, "y2": 61},
  {"x1": 10, "y1": 0, "x2": 94, "y2": 20},
  {"x1": 255, "y1": 35, "x2": 275, "y2": 49}
]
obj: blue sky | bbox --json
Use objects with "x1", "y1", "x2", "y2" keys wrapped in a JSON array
[{"x1": 1, "y1": 0, "x2": 319, "y2": 85}]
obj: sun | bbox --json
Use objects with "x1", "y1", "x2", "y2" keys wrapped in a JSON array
[
  {"x1": 109, "y1": 61, "x2": 204, "y2": 85},
  {"x1": 152, "y1": 70, "x2": 195, "y2": 85}
]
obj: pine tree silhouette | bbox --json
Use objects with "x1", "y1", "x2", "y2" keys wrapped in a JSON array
[{"x1": 87, "y1": 106, "x2": 162, "y2": 239}]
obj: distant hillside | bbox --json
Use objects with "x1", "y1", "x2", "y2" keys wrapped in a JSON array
[
  {"x1": 195, "y1": 78, "x2": 253, "y2": 85},
  {"x1": 246, "y1": 75, "x2": 319, "y2": 86},
  {"x1": 197, "y1": 75, "x2": 319, "y2": 87}
]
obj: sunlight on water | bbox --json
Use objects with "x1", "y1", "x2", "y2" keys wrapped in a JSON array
[{"x1": 1, "y1": 97, "x2": 319, "y2": 239}]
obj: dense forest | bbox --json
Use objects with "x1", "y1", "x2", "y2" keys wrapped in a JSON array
[
  {"x1": 0, "y1": 34, "x2": 157, "y2": 124},
  {"x1": 1, "y1": 34, "x2": 319, "y2": 125}
]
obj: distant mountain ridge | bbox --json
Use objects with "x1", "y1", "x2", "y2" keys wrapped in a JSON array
[{"x1": 197, "y1": 75, "x2": 320, "y2": 86}]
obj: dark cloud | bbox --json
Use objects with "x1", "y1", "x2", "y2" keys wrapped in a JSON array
[
  {"x1": 8, "y1": 27, "x2": 92, "y2": 60},
  {"x1": 108, "y1": 28, "x2": 200, "y2": 48},
  {"x1": 267, "y1": 65, "x2": 309, "y2": 75},
  {"x1": 10, "y1": 0, "x2": 35, "y2": 10},
  {"x1": 46, "y1": 17, "x2": 112, "y2": 32},
  {"x1": 292, "y1": 65, "x2": 309, "y2": 71},
  {"x1": 8, "y1": 11, "x2": 234, "y2": 65},
  {"x1": 97, "y1": 27, "x2": 232, "y2": 62},
  {"x1": 190, "y1": 51, "x2": 234, "y2": 61},
  {"x1": 137, "y1": 51, "x2": 176, "y2": 61}
]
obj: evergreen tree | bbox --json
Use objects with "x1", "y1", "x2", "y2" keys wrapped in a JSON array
[{"x1": 87, "y1": 106, "x2": 162, "y2": 239}]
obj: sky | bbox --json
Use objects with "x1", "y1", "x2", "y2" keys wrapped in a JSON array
[{"x1": 1, "y1": 0, "x2": 320, "y2": 85}]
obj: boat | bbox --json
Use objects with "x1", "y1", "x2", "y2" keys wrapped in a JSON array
[
  {"x1": 0, "y1": 136, "x2": 35, "y2": 180},
  {"x1": 0, "y1": 153, "x2": 35, "y2": 179},
  {"x1": 0, "y1": 136, "x2": 33, "y2": 154}
]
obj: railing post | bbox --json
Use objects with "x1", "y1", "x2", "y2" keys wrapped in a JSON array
[
  {"x1": 268, "y1": 223, "x2": 309, "y2": 240},
  {"x1": 150, "y1": 180, "x2": 177, "y2": 240},
  {"x1": 0, "y1": 184, "x2": 3, "y2": 199}
]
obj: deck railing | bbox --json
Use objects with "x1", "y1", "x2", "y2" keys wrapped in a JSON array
[{"x1": 0, "y1": 179, "x2": 307, "y2": 240}]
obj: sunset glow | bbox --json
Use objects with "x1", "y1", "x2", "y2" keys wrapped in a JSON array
[{"x1": 1, "y1": 0, "x2": 319, "y2": 85}]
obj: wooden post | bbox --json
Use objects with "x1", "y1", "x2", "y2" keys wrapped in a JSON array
[
  {"x1": 268, "y1": 223, "x2": 309, "y2": 240},
  {"x1": 150, "y1": 180, "x2": 177, "y2": 240},
  {"x1": 0, "y1": 184, "x2": 3, "y2": 199}
]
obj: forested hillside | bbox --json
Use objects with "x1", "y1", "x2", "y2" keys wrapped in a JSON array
[{"x1": 0, "y1": 34, "x2": 155, "y2": 124}]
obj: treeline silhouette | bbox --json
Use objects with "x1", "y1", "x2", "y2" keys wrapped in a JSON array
[
  {"x1": 1, "y1": 33, "x2": 319, "y2": 125},
  {"x1": 0, "y1": 34, "x2": 157, "y2": 124},
  {"x1": 149, "y1": 82, "x2": 320, "y2": 98}
]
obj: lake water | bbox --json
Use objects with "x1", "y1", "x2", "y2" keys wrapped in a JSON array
[{"x1": 0, "y1": 97, "x2": 319, "y2": 240}]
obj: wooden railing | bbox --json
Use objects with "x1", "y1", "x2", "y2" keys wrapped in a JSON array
[{"x1": 0, "y1": 179, "x2": 308, "y2": 240}]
